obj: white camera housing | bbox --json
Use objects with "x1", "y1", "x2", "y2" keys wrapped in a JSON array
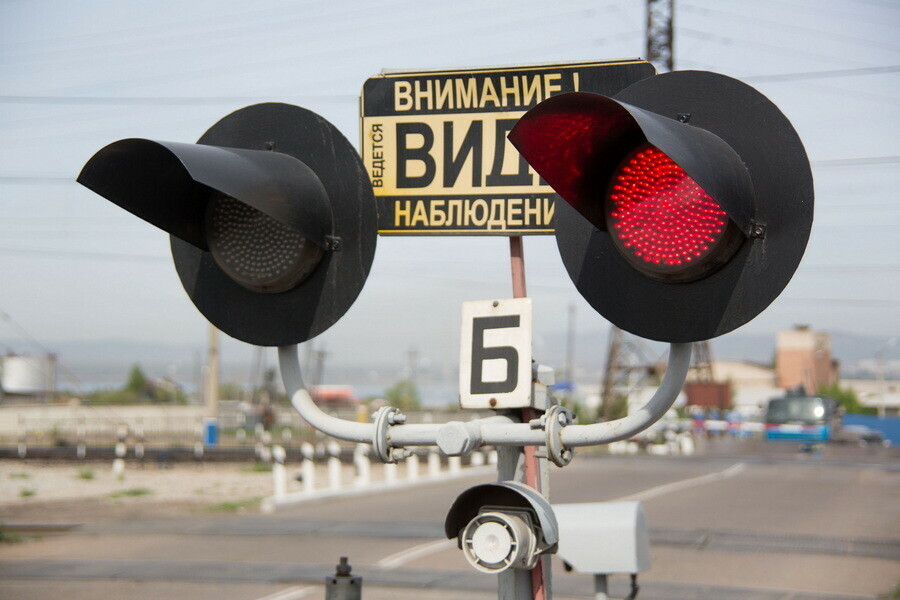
[
  {"x1": 553, "y1": 501, "x2": 650, "y2": 574},
  {"x1": 446, "y1": 481, "x2": 559, "y2": 574}
]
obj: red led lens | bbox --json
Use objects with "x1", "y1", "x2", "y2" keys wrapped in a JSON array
[{"x1": 606, "y1": 145, "x2": 742, "y2": 282}]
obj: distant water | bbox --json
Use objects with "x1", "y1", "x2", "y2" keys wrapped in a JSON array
[{"x1": 352, "y1": 383, "x2": 459, "y2": 408}]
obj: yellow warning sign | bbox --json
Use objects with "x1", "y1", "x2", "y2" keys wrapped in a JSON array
[{"x1": 361, "y1": 60, "x2": 654, "y2": 235}]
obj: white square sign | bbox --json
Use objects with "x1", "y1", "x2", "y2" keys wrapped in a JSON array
[{"x1": 459, "y1": 298, "x2": 533, "y2": 409}]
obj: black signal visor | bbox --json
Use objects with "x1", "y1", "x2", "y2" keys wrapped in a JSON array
[
  {"x1": 77, "y1": 139, "x2": 332, "y2": 252},
  {"x1": 510, "y1": 71, "x2": 814, "y2": 343},
  {"x1": 508, "y1": 91, "x2": 755, "y2": 237}
]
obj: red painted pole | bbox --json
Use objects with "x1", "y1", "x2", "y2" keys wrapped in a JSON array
[{"x1": 509, "y1": 235, "x2": 548, "y2": 600}]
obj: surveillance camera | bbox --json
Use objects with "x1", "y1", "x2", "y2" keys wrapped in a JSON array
[{"x1": 445, "y1": 481, "x2": 558, "y2": 574}]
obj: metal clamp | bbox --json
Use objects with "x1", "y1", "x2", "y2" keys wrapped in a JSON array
[
  {"x1": 372, "y1": 406, "x2": 407, "y2": 463},
  {"x1": 544, "y1": 405, "x2": 575, "y2": 467}
]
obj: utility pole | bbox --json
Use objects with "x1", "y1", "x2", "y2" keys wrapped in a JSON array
[
  {"x1": 646, "y1": 0, "x2": 674, "y2": 73},
  {"x1": 407, "y1": 346, "x2": 419, "y2": 388},
  {"x1": 203, "y1": 324, "x2": 220, "y2": 445},
  {"x1": 312, "y1": 348, "x2": 328, "y2": 390},
  {"x1": 565, "y1": 303, "x2": 576, "y2": 387},
  {"x1": 877, "y1": 338, "x2": 897, "y2": 419}
]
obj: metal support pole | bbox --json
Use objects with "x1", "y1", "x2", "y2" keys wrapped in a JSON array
[
  {"x1": 508, "y1": 235, "x2": 549, "y2": 600},
  {"x1": 594, "y1": 573, "x2": 609, "y2": 600}
]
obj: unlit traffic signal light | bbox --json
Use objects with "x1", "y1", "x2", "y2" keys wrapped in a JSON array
[
  {"x1": 78, "y1": 103, "x2": 377, "y2": 346},
  {"x1": 509, "y1": 70, "x2": 814, "y2": 343}
]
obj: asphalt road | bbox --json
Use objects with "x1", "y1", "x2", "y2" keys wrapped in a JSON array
[{"x1": 1, "y1": 447, "x2": 898, "y2": 600}]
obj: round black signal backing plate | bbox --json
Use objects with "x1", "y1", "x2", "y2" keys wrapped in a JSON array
[
  {"x1": 556, "y1": 71, "x2": 813, "y2": 342},
  {"x1": 171, "y1": 103, "x2": 377, "y2": 347}
]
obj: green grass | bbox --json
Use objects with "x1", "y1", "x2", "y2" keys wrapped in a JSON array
[
  {"x1": 0, "y1": 525, "x2": 22, "y2": 544},
  {"x1": 77, "y1": 468, "x2": 94, "y2": 480},
  {"x1": 9, "y1": 472, "x2": 30, "y2": 480},
  {"x1": 207, "y1": 497, "x2": 262, "y2": 513},
  {"x1": 240, "y1": 462, "x2": 272, "y2": 473},
  {"x1": 19, "y1": 488, "x2": 36, "y2": 498},
  {"x1": 890, "y1": 582, "x2": 900, "y2": 599},
  {"x1": 109, "y1": 487, "x2": 153, "y2": 498}
]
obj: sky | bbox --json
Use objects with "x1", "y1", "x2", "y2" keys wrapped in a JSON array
[{"x1": 0, "y1": 0, "x2": 898, "y2": 385}]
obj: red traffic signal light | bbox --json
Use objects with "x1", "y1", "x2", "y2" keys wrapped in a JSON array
[
  {"x1": 78, "y1": 103, "x2": 377, "y2": 347},
  {"x1": 509, "y1": 71, "x2": 813, "y2": 343},
  {"x1": 605, "y1": 144, "x2": 744, "y2": 283}
]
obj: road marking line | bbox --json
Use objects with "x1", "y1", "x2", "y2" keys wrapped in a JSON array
[
  {"x1": 617, "y1": 462, "x2": 746, "y2": 502},
  {"x1": 253, "y1": 585, "x2": 317, "y2": 600},
  {"x1": 376, "y1": 538, "x2": 455, "y2": 569},
  {"x1": 372, "y1": 462, "x2": 747, "y2": 572}
]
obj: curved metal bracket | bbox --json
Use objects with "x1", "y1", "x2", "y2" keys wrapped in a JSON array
[
  {"x1": 544, "y1": 405, "x2": 575, "y2": 467},
  {"x1": 373, "y1": 406, "x2": 407, "y2": 463},
  {"x1": 278, "y1": 342, "x2": 691, "y2": 459}
]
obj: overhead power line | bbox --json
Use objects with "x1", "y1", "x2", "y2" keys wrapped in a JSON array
[
  {"x1": 0, "y1": 94, "x2": 357, "y2": 106},
  {"x1": 743, "y1": 65, "x2": 900, "y2": 83},
  {"x1": 0, "y1": 247, "x2": 168, "y2": 263},
  {"x1": 0, "y1": 176, "x2": 73, "y2": 184},
  {"x1": 2, "y1": 156, "x2": 897, "y2": 186},
  {"x1": 813, "y1": 156, "x2": 900, "y2": 168}
]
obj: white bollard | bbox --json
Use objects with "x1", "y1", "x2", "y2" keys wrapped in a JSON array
[
  {"x1": 301, "y1": 442, "x2": 316, "y2": 494},
  {"x1": 17, "y1": 443, "x2": 26, "y2": 459},
  {"x1": 487, "y1": 450, "x2": 498, "y2": 465},
  {"x1": 427, "y1": 448, "x2": 441, "y2": 478},
  {"x1": 134, "y1": 425, "x2": 144, "y2": 460},
  {"x1": 76, "y1": 425, "x2": 86, "y2": 459},
  {"x1": 113, "y1": 441, "x2": 127, "y2": 476},
  {"x1": 626, "y1": 441, "x2": 639, "y2": 455},
  {"x1": 680, "y1": 435, "x2": 695, "y2": 456},
  {"x1": 258, "y1": 445, "x2": 272, "y2": 464},
  {"x1": 272, "y1": 445, "x2": 287, "y2": 499},
  {"x1": 353, "y1": 444, "x2": 370, "y2": 487},
  {"x1": 327, "y1": 441, "x2": 342, "y2": 491},
  {"x1": 648, "y1": 443, "x2": 670, "y2": 456},
  {"x1": 385, "y1": 461, "x2": 398, "y2": 485},
  {"x1": 194, "y1": 441, "x2": 205, "y2": 460},
  {"x1": 236, "y1": 428, "x2": 246, "y2": 441},
  {"x1": 470, "y1": 451, "x2": 485, "y2": 467},
  {"x1": 448, "y1": 456, "x2": 462, "y2": 475},
  {"x1": 407, "y1": 452, "x2": 420, "y2": 481}
]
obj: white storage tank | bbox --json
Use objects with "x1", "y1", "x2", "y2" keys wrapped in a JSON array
[{"x1": 1, "y1": 354, "x2": 57, "y2": 396}]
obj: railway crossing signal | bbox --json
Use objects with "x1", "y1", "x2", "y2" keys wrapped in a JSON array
[
  {"x1": 509, "y1": 70, "x2": 814, "y2": 343},
  {"x1": 75, "y1": 65, "x2": 816, "y2": 600},
  {"x1": 77, "y1": 103, "x2": 377, "y2": 347}
]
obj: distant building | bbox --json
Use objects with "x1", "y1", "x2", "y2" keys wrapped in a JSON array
[
  {"x1": 775, "y1": 326, "x2": 839, "y2": 393},
  {"x1": 1, "y1": 353, "x2": 58, "y2": 402},
  {"x1": 311, "y1": 385, "x2": 359, "y2": 408},
  {"x1": 843, "y1": 378, "x2": 900, "y2": 418},
  {"x1": 710, "y1": 360, "x2": 780, "y2": 417}
]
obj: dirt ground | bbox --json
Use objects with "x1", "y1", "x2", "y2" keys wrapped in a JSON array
[{"x1": 0, "y1": 459, "x2": 341, "y2": 522}]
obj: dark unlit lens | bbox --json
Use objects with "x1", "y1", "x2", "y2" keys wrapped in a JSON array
[{"x1": 204, "y1": 192, "x2": 323, "y2": 293}]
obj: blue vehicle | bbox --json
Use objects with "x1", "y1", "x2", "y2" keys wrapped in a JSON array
[{"x1": 764, "y1": 395, "x2": 840, "y2": 443}]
